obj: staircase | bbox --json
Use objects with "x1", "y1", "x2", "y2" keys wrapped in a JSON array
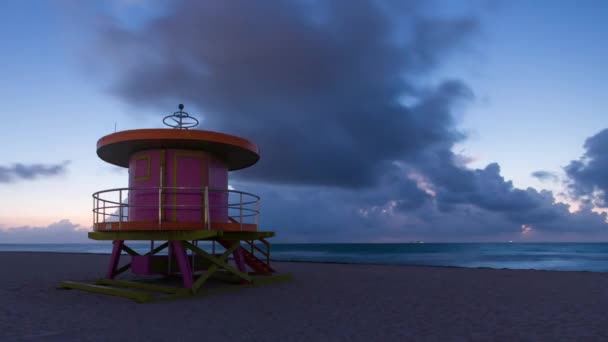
[
  {"x1": 241, "y1": 248, "x2": 274, "y2": 274},
  {"x1": 218, "y1": 240, "x2": 275, "y2": 275}
]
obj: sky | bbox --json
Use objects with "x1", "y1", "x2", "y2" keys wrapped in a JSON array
[{"x1": 1, "y1": 0, "x2": 607, "y2": 243}]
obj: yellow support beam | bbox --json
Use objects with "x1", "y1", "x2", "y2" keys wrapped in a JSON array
[
  {"x1": 60, "y1": 281, "x2": 152, "y2": 303},
  {"x1": 184, "y1": 240, "x2": 251, "y2": 293},
  {"x1": 96, "y1": 279, "x2": 186, "y2": 295}
]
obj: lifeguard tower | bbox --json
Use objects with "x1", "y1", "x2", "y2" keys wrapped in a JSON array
[{"x1": 61, "y1": 105, "x2": 289, "y2": 302}]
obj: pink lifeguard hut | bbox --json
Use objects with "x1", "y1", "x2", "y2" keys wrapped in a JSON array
[{"x1": 62, "y1": 105, "x2": 289, "y2": 302}]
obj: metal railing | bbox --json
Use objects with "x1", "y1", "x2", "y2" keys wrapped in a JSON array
[
  {"x1": 92, "y1": 186, "x2": 260, "y2": 230},
  {"x1": 245, "y1": 238, "x2": 271, "y2": 266}
]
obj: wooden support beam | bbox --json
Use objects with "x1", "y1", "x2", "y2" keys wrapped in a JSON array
[
  {"x1": 96, "y1": 279, "x2": 185, "y2": 294},
  {"x1": 250, "y1": 273, "x2": 292, "y2": 285},
  {"x1": 191, "y1": 264, "x2": 218, "y2": 293},
  {"x1": 183, "y1": 241, "x2": 251, "y2": 293},
  {"x1": 148, "y1": 241, "x2": 170, "y2": 256},
  {"x1": 61, "y1": 273, "x2": 292, "y2": 303},
  {"x1": 156, "y1": 273, "x2": 293, "y2": 302},
  {"x1": 209, "y1": 271, "x2": 246, "y2": 284},
  {"x1": 121, "y1": 244, "x2": 140, "y2": 256},
  {"x1": 113, "y1": 263, "x2": 132, "y2": 277},
  {"x1": 60, "y1": 281, "x2": 152, "y2": 303}
]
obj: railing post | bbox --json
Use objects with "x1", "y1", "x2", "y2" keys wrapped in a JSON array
[
  {"x1": 118, "y1": 189, "x2": 123, "y2": 230},
  {"x1": 93, "y1": 196, "x2": 96, "y2": 226},
  {"x1": 256, "y1": 198, "x2": 259, "y2": 227},
  {"x1": 204, "y1": 186, "x2": 210, "y2": 230},
  {"x1": 239, "y1": 192, "x2": 243, "y2": 231},
  {"x1": 159, "y1": 166, "x2": 163, "y2": 228},
  {"x1": 158, "y1": 187, "x2": 162, "y2": 230}
]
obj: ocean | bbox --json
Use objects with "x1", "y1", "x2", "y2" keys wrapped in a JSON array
[{"x1": 2, "y1": 242, "x2": 608, "y2": 272}]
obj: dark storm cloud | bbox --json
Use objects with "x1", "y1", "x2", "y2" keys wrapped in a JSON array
[
  {"x1": 249, "y1": 179, "x2": 608, "y2": 242},
  {"x1": 0, "y1": 161, "x2": 70, "y2": 184},
  {"x1": 97, "y1": 0, "x2": 477, "y2": 188},
  {"x1": 397, "y1": 136, "x2": 607, "y2": 237},
  {"x1": 434, "y1": 163, "x2": 540, "y2": 212},
  {"x1": 531, "y1": 170, "x2": 559, "y2": 182},
  {"x1": 408, "y1": 149, "x2": 586, "y2": 229},
  {"x1": 565, "y1": 129, "x2": 608, "y2": 207}
]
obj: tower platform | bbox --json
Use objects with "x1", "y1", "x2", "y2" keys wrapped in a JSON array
[{"x1": 62, "y1": 230, "x2": 290, "y2": 303}]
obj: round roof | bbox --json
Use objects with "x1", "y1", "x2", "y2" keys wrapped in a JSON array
[{"x1": 97, "y1": 129, "x2": 260, "y2": 171}]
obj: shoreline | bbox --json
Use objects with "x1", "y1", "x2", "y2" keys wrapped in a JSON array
[{"x1": 0, "y1": 250, "x2": 605, "y2": 275}]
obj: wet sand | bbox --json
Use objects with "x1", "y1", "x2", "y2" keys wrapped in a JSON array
[{"x1": 1, "y1": 251, "x2": 608, "y2": 341}]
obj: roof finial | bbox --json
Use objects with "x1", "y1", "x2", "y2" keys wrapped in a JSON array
[{"x1": 163, "y1": 104, "x2": 199, "y2": 129}]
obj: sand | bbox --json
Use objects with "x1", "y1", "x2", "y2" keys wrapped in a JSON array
[{"x1": 1, "y1": 252, "x2": 608, "y2": 341}]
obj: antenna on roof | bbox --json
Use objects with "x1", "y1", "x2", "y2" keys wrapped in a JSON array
[{"x1": 162, "y1": 104, "x2": 199, "y2": 129}]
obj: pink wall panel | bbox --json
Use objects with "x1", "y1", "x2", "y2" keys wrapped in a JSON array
[
  {"x1": 128, "y1": 150, "x2": 162, "y2": 221},
  {"x1": 128, "y1": 148, "x2": 229, "y2": 225},
  {"x1": 166, "y1": 150, "x2": 206, "y2": 222},
  {"x1": 208, "y1": 157, "x2": 229, "y2": 223}
]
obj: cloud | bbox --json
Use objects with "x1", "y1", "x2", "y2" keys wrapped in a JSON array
[
  {"x1": 240, "y1": 159, "x2": 608, "y2": 242},
  {"x1": 95, "y1": 0, "x2": 477, "y2": 188},
  {"x1": 250, "y1": 179, "x2": 608, "y2": 243},
  {"x1": 564, "y1": 129, "x2": 608, "y2": 207},
  {"x1": 0, "y1": 219, "x2": 89, "y2": 243},
  {"x1": 531, "y1": 170, "x2": 559, "y2": 182},
  {"x1": 84, "y1": 0, "x2": 608, "y2": 241},
  {"x1": 0, "y1": 161, "x2": 70, "y2": 184}
]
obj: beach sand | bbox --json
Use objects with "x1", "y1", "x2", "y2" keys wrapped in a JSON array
[{"x1": 1, "y1": 252, "x2": 608, "y2": 341}]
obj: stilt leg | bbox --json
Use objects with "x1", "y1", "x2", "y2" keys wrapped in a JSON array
[
  {"x1": 107, "y1": 240, "x2": 124, "y2": 279},
  {"x1": 171, "y1": 241, "x2": 193, "y2": 289},
  {"x1": 233, "y1": 246, "x2": 247, "y2": 274}
]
